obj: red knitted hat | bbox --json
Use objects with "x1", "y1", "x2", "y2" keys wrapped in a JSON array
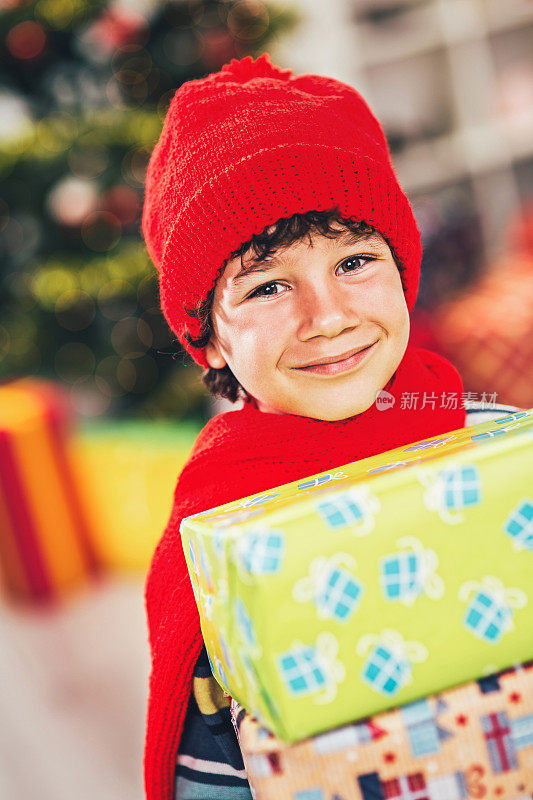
[{"x1": 142, "y1": 53, "x2": 422, "y2": 369}]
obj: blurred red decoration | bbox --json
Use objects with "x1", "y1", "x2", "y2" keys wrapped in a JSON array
[
  {"x1": 88, "y1": 6, "x2": 148, "y2": 54},
  {"x1": 432, "y1": 251, "x2": 533, "y2": 409},
  {"x1": 203, "y1": 28, "x2": 237, "y2": 69},
  {"x1": 507, "y1": 200, "x2": 533, "y2": 257},
  {"x1": 6, "y1": 20, "x2": 47, "y2": 60},
  {"x1": 100, "y1": 184, "x2": 140, "y2": 226},
  {"x1": 0, "y1": 0, "x2": 32, "y2": 7},
  {"x1": 408, "y1": 308, "x2": 441, "y2": 354}
]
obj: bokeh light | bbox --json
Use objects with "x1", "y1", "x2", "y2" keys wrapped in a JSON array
[
  {"x1": 70, "y1": 375, "x2": 111, "y2": 416},
  {"x1": 110, "y1": 315, "x2": 151, "y2": 357},
  {"x1": 98, "y1": 278, "x2": 137, "y2": 320},
  {"x1": 126, "y1": 353, "x2": 158, "y2": 394},
  {"x1": 116, "y1": 356, "x2": 137, "y2": 391},
  {"x1": 227, "y1": 0, "x2": 269, "y2": 41},
  {"x1": 100, "y1": 185, "x2": 140, "y2": 226},
  {"x1": 68, "y1": 146, "x2": 109, "y2": 180},
  {"x1": 6, "y1": 20, "x2": 47, "y2": 60},
  {"x1": 95, "y1": 355, "x2": 127, "y2": 397},
  {"x1": 163, "y1": 28, "x2": 204, "y2": 66},
  {"x1": 81, "y1": 211, "x2": 122, "y2": 252},
  {"x1": 31, "y1": 265, "x2": 78, "y2": 308},
  {"x1": 34, "y1": 0, "x2": 74, "y2": 30},
  {"x1": 55, "y1": 289, "x2": 96, "y2": 331},
  {"x1": 137, "y1": 274, "x2": 159, "y2": 310},
  {"x1": 47, "y1": 177, "x2": 99, "y2": 227},
  {"x1": 121, "y1": 147, "x2": 150, "y2": 186},
  {"x1": 36, "y1": 112, "x2": 78, "y2": 153},
  {"x1": 55, "y1": 341, "x2": 96, "y2": 382},
  {"x1": 0, "y1": 324, "x2": 10, "y2": 361},
  {"x1": 2, "y1": 271, "x2": 36, "y2": 312}
]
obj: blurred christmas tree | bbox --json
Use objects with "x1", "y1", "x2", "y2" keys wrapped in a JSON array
[{"x1": 0, "y1": 0, "x2": 297, "y2": 421}]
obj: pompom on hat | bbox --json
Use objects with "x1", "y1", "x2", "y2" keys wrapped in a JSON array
[{"x1": 142, "y1": 53, "x2": 422, "y2": 368}]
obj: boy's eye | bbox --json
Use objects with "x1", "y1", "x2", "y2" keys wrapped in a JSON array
[
  {"x1": 337, "y1": 254, "x2": 375, "y2": 274},
  {"x1": 246, "y1": 254, "x2": 375, "y2": 299},
  {"x1": 247, "y1": 281, "x2": 288, "y2": 299}
]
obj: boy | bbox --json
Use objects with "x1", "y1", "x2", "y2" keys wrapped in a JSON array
[{"x1": 141, "y1": 53, "x2": 514, "y2": 800}]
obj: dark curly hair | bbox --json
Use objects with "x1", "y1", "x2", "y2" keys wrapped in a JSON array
[{"x1": 183, "y1": 206, "x2": 403, "y2": 403}]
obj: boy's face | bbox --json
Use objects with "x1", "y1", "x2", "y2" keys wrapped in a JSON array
[{"x1": 204, "y1": 226, "x2": 410, "y2": 421}]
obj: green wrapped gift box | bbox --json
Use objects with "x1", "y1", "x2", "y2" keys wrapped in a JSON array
[{"x1": 180, "y1": 410, "x2": 533, "y2": 742}]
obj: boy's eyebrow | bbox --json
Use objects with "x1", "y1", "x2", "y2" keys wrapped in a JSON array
[{"x1": 230, "y1": 230, "x2": 385, "y2": 288}]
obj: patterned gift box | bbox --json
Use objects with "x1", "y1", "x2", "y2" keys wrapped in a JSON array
[
  {"x1": 0, "y1": 379, "x2": 102, "y2": 604},
  {"x1": 181, "y1": 410, "x2": 533, "y2": 742},
  {"x1": 233, "y1": 663, "x2": 533, "y2": 800}
]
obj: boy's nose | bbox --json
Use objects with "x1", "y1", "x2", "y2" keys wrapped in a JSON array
[{"x1": 296, "y1": 281, "x2": 361, "y2": 341}]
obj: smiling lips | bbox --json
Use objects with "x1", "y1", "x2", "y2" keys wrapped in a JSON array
[{"x1": 294, "y1": 342, "x2": 376, "y2": 375}]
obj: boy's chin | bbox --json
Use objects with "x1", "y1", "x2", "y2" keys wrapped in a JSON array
[
  {"x1": 256, "y1": 395, "x2": 378, "y2": 421},
  {"x1": 304, "y1": 399, "x2": 377, "y2": 421}
]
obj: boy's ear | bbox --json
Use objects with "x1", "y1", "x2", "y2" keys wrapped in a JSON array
[{"x1": 204, "y1": 336, "x2": 227, "y2": 370}]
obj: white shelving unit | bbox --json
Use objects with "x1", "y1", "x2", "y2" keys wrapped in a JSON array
[{"x1": 270, "y1": 0, "x2": 533, "y2": 262}]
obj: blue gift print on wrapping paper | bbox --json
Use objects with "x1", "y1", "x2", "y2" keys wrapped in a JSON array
[
  {"x1": 313, "y1": 489, "x2": 380, "y2": 536},
  {"x1": 234, "y1": 598, "x2": 257, "y2": 648},
  {"x1": 494, "y1": 412, "x2": 529, "y2": 424},
  {"x1": 510, "y1": 712, "x2": 533, "y2": 750},
  {"x1": 504, "y1": 500, "x2": 533, "y2": 551},
  {"x1": 471, "y1": 429, "x2": 507, "y2": 441},
  {"x1": 241, "y1": 493, "x2": 279, "y2": 508},
  {"x1": 380, "y1": 551, "x2": 422, "y2": 602},
  {"x1": 401, "y1": 698, "x2": 452, "y2": 757},
  {"x1": 361, "y1": 644, "x2": 411, "y2": 697},
  {"x1": 219, "y1": 636, "x2": 234, "y2": 674},
  {"x1": 198, "y1": 541, "x2": 212, "y2": 589},
  {"x1": 421, "y1": 462, "x2": 482, "y2": 524},
  {"x1": 405, "y1": 437, "x2": 451, "y2": 451},
  {"x1": 189, "y1": 541, "x2": 199, "y2": 574},
  {"x1": 315, "y1": 493, "x2": 364, "y2": 528},
  {"x1": 441, "y1": 465, "x2": 481, "y2": 511},
  {"x1": 294, "y1": 790, "x2": 325, "y2": 800},
  {"x1": 442, "y1": 465, "x2": 481, "y2": 510},
  {"x1": 293, "y1": 556, "x2": 365, "y2": 623},
  {"x1": 206, "y1": 650, "x2": 229, "y2": 691},
  {"x1": 212, "y1": 528, "x2": 225, "y2": 559},
  {"x1": 463, "y1": 590, "x2": 512, "y2": 643},
  {"x1": 278, "y1": 645, "x2": 327, "y2": 696},
  {"x1": 298, "y1": 474, "x2": 333, "y2": 490},
  {"x1": 240, "y1": 529, "x2": 285, "y2": 574},
  {"x1": 459, "y1": 577, "x2": 526, "y2": 644},
  {"x1": 315, "y1": 566, "x2": 363, "y2": 622},
  {"x1": 367, "y1": 461, "x2": 407, "y2": 475}
]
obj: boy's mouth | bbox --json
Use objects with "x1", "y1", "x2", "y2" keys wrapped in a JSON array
[{"x1": 293, "y1": 342, "x2": 376, "y2": 376}]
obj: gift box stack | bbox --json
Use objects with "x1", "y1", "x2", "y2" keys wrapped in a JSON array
[
  {"x1": 0, "y1": 378, "x2": 102, "y2": 604},
  {"x1": 181, "y1": 409, "x2": 533, "y2": 799}
]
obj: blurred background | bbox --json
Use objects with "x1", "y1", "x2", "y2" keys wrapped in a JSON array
[{"x1": 0, "y1": 0, "x2": 531, "y2": 798}]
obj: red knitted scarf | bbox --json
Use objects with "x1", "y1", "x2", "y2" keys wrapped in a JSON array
[{"x1": 144, "y1": 345, "x2": 465, "y2": 800}]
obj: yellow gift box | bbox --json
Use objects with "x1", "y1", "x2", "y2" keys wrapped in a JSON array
[
  {"x1": 181, "y1": 410, "x2": 533, "y2": 742},
  {"x1": 76, "y1": 420, "x2": 201, "y2": 572}
]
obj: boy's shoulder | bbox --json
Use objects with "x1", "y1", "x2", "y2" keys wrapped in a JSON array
[
  {"x1": 188, "y1": 404, "x2": 250, "y2": 461},
  {"x1": 464, "y1": 401, "x2": 523, "y2": 427}
]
